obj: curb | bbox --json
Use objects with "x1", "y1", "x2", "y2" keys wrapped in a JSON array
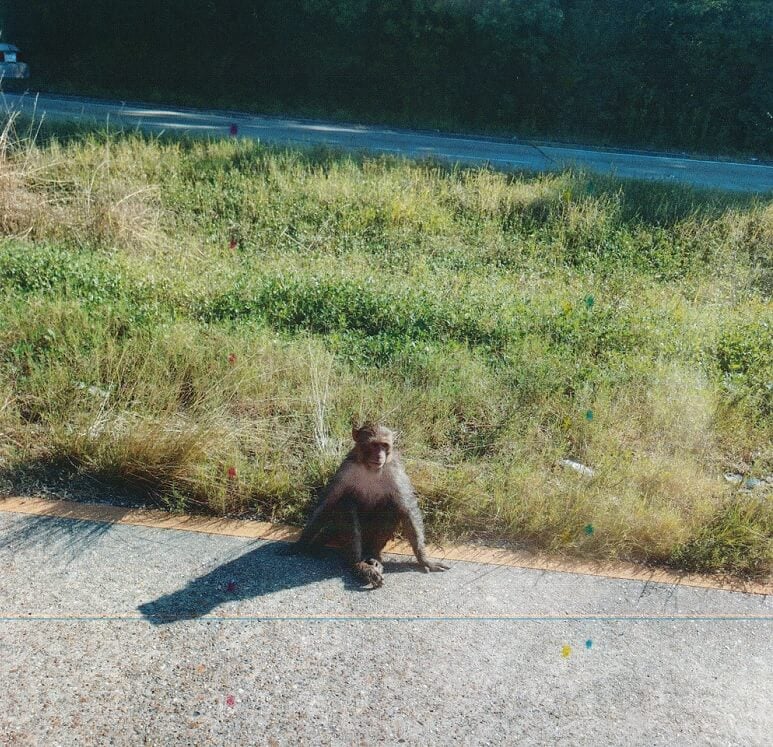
[{"x1": 1, "y1": 496, "x2": 769, "y2": 596}]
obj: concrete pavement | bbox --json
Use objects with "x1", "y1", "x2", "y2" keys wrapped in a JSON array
[{"x1": 0, "y1": 505, "x2": 770, "y2": 745}]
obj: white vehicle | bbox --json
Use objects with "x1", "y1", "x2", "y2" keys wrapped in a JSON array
[{"x1": 0, "y1": 43, "x2": 30, "y2": 79}]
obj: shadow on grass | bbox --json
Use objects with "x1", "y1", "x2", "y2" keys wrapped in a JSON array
[
  {"x1": 1, "y1": 457, "x2": 163, "y2": 511},
  {"x1": 582, "y1": 172, "x2": 765, "y2": 225}
]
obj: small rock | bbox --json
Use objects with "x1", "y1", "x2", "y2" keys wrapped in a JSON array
[{"x1": 724, "y1": 473, "x2": 768, "y2": 490}]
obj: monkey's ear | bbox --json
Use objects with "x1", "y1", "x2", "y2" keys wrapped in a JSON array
[{"x1": 350, "y1": 414, "x2": 361, "y2": 443}]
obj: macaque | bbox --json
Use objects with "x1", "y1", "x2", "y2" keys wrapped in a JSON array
[{"x1": 293, "y1": 423, "x2": 449, "y2": 588}]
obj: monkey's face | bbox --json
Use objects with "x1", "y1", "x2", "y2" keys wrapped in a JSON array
[
  {"x1": 353, "y1": 424, "x2": 395, "y2": 471},
  {"x1": 362, "y1": 438, "x2": 392, "y2": 470}
]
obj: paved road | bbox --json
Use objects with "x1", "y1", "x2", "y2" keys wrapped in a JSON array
[
  {"x1": 3, "y1": 91, "x2": 772, "y2": 193},
  {"x1": 1, "y1": 510, "x2": 770, "y2": 745}
]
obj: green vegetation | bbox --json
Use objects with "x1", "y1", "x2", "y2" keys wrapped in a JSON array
[
  {"x1": 0, "y1": 116, "x2": 771, "y2": 577},
  {"x1": 4, "y1": 1, "x2": 772, "y2": 157}
]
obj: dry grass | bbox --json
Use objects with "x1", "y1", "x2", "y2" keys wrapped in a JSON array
[{"x1": 0, "y1": 113, "x2": 165, "y2": 252}]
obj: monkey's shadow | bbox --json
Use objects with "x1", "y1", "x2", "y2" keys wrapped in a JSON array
[{"x1": 137, "y1": 542, "x2": 418, "y2": 625}]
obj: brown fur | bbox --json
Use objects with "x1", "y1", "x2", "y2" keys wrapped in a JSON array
[{"x1": 293, "y1": 423, "x2": 449, "y2": 587}]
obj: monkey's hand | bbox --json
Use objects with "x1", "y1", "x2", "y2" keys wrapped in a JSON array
[
  {"x1": 355, "y1": 559, "x2": 384, "y2": 589},
  {"x1": 420, "y1": 560, "x2": 450, "y2": 573}
]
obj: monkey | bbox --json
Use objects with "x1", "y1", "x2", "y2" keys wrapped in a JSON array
[{"x1": 292, "y1": 422, "x2": 449, "y2": 588}]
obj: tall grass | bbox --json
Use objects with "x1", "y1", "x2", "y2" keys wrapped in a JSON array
[{"x1": 0, "y1": 119, "x2": 770, "y2": 576}]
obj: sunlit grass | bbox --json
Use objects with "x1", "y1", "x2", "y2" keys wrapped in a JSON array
[{"x1": 0, "y1": 119, "x2": 770, "y2": 577}]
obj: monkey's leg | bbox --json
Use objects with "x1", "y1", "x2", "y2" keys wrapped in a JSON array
[
  {"x1": 284, "y1": 503, "x2": 330, "y2": 555},
  {"x1": 362, "y1": 557, "x2": 384, "y2": 577},
  {"x1": 353, "y1": 560, "x2": 383, "y2": 588},
  {"x1": 401, "y1": 510, "x2": 450, "y2": 573},
  {"x1": 293, "y1": 501, "x2": 331, "y2": 551},
  {"x1": 363, "y1": 523, "x2": 397, "y2": 576},
  {"x1": 347, "y1": 501, "x2": 384, "y2": 589}
]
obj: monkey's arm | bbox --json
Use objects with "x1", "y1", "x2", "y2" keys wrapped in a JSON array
[
  {"x1": 293, "y1": 500, "x2": 330, "y2": 549},
  {"x1": 344, "y1": 498, "x2": 384, "y2": 588},
  {"x1": 398, "y1": 496, "x2": 449, "y2": 573},
  {"x1": 293, "y1": 463, "x2": 352, "y2": 549}
]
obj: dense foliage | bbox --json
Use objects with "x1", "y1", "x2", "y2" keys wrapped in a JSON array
[{"x1": 3, "y1": 1, "x2": 771, "y2": 155}]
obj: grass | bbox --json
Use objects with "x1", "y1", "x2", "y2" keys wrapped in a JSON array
[{"x1": 0, "y1": 114, "x2": 770, "y2": 578}]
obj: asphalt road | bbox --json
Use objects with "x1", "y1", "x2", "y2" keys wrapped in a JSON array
[
  {"x1": 3, "y1": 91, "x2": 772, "y2": 193},
  {"x1": 1, "y1": 510, "x2": 771, "y2": 745}
]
